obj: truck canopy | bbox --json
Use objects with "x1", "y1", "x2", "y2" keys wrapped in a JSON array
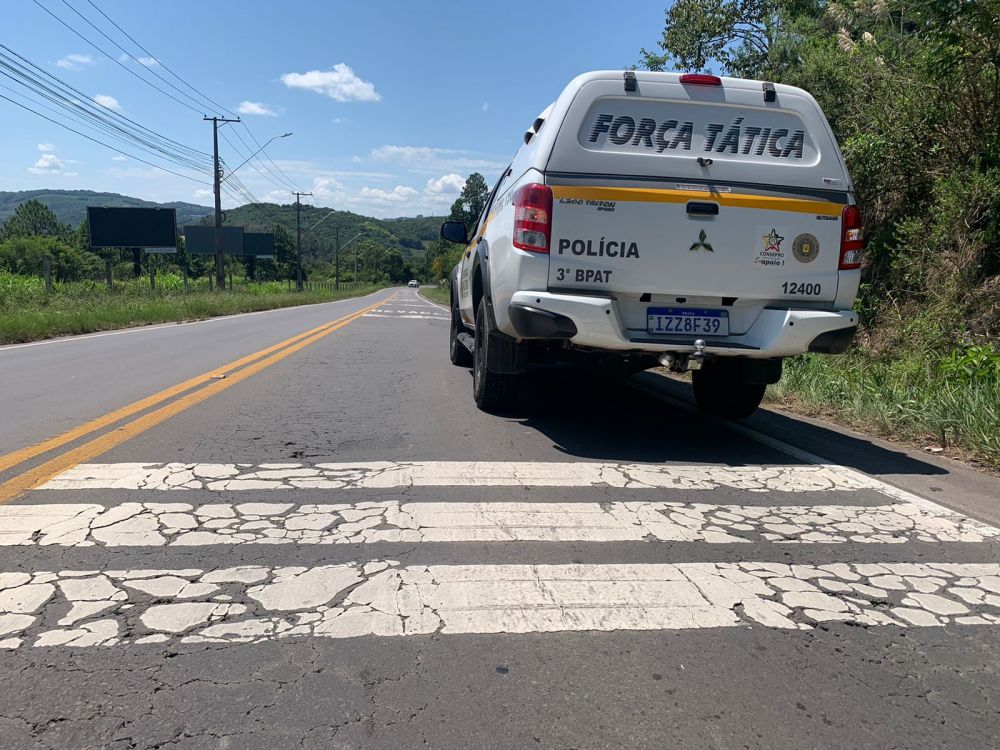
[{"x1": 536, "y1": 71, "x2": 850, "y2": 193}]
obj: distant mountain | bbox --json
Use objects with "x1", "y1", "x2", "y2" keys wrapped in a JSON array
[
  {"x1": 0, "y1": 189, "x2": 213, "y2": 227},
  {"x1": 222, "y1": 203, "x2": 444, "y2": 261},
  {"x1": 0, "y1": 190, "x2": 445, "y2": 261}
]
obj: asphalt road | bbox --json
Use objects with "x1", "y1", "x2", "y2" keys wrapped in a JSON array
[{"x1": 1, "y1": 286, "x2": 998, "y2": 749}]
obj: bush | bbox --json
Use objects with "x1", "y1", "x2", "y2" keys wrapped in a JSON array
[{"x1": 0, "y1": 236, "x2": 101, "y2": 282}]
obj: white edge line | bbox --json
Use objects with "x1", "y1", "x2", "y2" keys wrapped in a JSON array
[
  {"x1": 627, "y1": 378, "x2": 963, "y2": 515},
  {"x1": 0, "y1": 287, "x2": 394, "y2": 353},
  {"x1": 415, "y1": 287, "x2": 449, "y2": 310}
]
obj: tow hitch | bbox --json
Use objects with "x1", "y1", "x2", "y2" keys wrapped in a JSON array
[{"x1": 659, "y1": 340, "x2": 706, "y2": 373}]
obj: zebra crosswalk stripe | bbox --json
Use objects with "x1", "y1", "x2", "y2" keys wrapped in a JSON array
[
  {"x1": 3, "y1": 459, "x2": 999, "y2": 649},
  {"x1": 1, "y1": 560, "x2": 998, "y2": 649}
]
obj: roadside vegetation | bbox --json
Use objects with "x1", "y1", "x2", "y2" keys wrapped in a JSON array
[
  {"x1": 418, "y1": 284, "x2": 449, "y2": 306},
  {"x1": 0, "y1": 199, "x2": 391, "y2": 344},
  {"x1": 0, "y1": 271, "x2": 381, "y2": 344},
  {"x1": 640, "y1": 0, "x2": 1000, "y2": 467}
]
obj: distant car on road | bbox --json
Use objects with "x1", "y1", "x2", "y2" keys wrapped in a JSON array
[
  {"x1": 442, "y1": 69, "x2": 862, "y2": 418},
  {"x1": 408, "y1": 280, "x2": 419, "y2": 288}
]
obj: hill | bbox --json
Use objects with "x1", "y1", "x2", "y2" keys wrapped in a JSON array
[
  {"x1": 0, "y1": 189, "x2": 214, "y2": 227},
  {"x1": 222, "y1": 202, "x2": 443, "y2": 262},
  {"x1": 0, "y1": 190, "x2": 445, "y2": 262}
]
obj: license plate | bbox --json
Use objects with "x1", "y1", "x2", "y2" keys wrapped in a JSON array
[{"x1": 647, "y1": 307, "x2": 729, "y2": 336}]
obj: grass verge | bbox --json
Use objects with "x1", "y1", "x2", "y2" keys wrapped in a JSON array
[
  {"x1": 766, "y1": 353, "x2": 1000, "y2": 471},
  {"x1": 0, "y1": 275, "x2": 384, "y2": 344},
  {"x1": 418, "y1": 285, "x2": 449, "y2": 306}
]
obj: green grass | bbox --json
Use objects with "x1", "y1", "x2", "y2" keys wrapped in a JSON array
[
  {"x1": 767, "y1": 353, "x2": 1000, "y2": 470},
  {"x1": 0, "y1": 271, "x2": 384, "y2": 344},
  {"x1": 418, "y1": 285, "x2": 449, "y2": 306}
]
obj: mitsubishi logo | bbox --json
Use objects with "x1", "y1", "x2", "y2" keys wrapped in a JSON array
[{"x1": 689, "y1": 229, "x2": 714, "y2": 253}]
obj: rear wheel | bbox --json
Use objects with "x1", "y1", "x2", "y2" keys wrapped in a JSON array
[
  {"x1": 692, "y1": 359, "x2": 766, "y2": 420},
  {"x1": 449, "y1": 290, "x2": 472, "y2": 367},
  {"x1": 472, "y1": 297, "x2": 517, "y2": 412}
]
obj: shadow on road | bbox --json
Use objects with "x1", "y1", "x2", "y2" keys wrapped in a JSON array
[{"x1": 503, "y1": 366, "x2": 948, "y2": 478}]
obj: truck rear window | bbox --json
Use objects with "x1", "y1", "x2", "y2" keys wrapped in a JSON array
[{"x1": 576, "y1": 97, "x2": 817, "y2": 166}]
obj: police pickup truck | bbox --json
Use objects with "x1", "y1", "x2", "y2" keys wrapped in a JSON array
[{"x1": 442, "y1": 70, "x2": 862, "y2": 418}]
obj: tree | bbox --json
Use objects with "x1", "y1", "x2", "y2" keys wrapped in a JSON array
[
  {"x1": 0, "y1": 235, "x2": 100, "y2": 281},
  {"x1": 638, "y1": 0, "x2": 817, "y2": 78},
  {"x1": 448, "y1": 173, "x2": 489, "y2": 231},
  {"x1": 0, "y1": 199, "x2": 72, "y2": 242}
]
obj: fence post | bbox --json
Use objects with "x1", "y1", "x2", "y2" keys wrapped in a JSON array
[
  {"x1": 209, "y1": 274, "x2": 213, "y2": 292},
  {"x1": 149, "y1": 263, "x2": 156, "y2": 291},
  {"x1": 43, "y1": 256, "x2": 53, "y2": 293},
  {"x1": 105, "y1": 259, "x2": 113, "y2": 291}
]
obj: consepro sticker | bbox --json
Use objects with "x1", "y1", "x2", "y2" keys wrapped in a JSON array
[{"x1": 793, "y1": 233, "x2": 819, "y2": 263}]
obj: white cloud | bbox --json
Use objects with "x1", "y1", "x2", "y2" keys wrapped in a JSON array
[
  {"x1": 93, "y1": 94, "x2": 122, "y2": 112},
  {"x1": 367, "y1": 145, "x2": 505, "y2": 174},
  {"x1": 359, "y1": 185, "x2": 419, "y2": 204},
  {"x1": 37, "y1": 143, "x2": 55, "y2": 152},
  {"x1": 111, "y1": 155, "x2": 127, "y2": 161},
  {"x1": 192, "y1": 188, "x2": 213, "y2": 200},
  {"x1": 281, "y1": 63, "x2": 381, "y2": 102},
  {"x1": 482, "y1": 102, "x2": 489, "y2": 112},
  {"x1": 55, "y1": 53, "x2": 94, "y2": 71},
  {"x1": 238, "y1": 100, "x2": 278, "y2": 117},
  {"x1": 425, "y1": 173, "x2": 465, "y2": 194},
  {"x1": 137, "y1": 56, "x2": 158, "y2": 66},
  {"x1": 332, "y1": 117, "x2": 349, "y2": 124},
  {"x1": 28, "y1": 152, "x2": 77, "y2": 176}
]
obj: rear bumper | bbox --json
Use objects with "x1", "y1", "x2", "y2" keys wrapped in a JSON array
[{"x1": 506, "y1": 291, "x2": 858, "y2": 359}]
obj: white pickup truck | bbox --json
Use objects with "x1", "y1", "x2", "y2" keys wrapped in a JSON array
[{"x1": 442, "y1": 70, "x2": 862, "y2": 418}]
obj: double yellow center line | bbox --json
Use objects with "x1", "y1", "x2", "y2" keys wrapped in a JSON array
[{"x1": 0, "y1": 293, "x2": 392, "y2": 503}]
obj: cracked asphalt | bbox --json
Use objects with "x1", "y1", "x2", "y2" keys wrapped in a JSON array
[{"x1": 1, "y1": 286, "x2": 999, "y2": 749}]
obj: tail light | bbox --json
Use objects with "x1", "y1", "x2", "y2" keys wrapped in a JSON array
[
  {"x1": 513, "y1": 183, "x2": 552, "y2": 253},
  {"x1": 679, "y1": 74, "x2": 722, "y2": 86},
  {"x1": 839, "y1": 205, "x2": 864, "y2": 269}
]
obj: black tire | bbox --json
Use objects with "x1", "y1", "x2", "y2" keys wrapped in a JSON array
[
  {"x1": 692, "y1": 359, "x2": 766, "y2": 420},
  {"x1": 449, "y1": 291, "x2": 472, "y2": 367},
  {"x1": 472, "y1": 297, "x2": 517, "y2": 412}
]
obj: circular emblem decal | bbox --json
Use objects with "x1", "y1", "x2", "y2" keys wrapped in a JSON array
[{"x1": 793, "y1": 233, "x2": 819, "y2": 263}]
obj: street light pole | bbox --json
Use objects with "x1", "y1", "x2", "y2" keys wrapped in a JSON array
[
  {"x1": 204, "y1": 115, "x2": 240, "y2": 291},
  {"x1": 293, "y1": 191, "x2": 312, "y2": 291}
]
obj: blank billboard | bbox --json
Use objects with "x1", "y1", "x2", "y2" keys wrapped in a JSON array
[
  {"x1": 243, "y1": 232, "x2": 275, "y2": 258},
  {"x1": 88, "y1": 207, "x2": 177, "y2": 249},
  {"x1": 183, "y1": 225, "x2": 245, "y2": 254}
]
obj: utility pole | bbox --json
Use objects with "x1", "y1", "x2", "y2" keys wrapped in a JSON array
[
  {"x1": 293, "y1": 191, "x2": 312, "y2": 291},
  {"x1": 335, "y1": 226, "x2": 340, "y2": 291},
  {"x1": 205, "y1": 115, "x2": 241, "y2": 290}
]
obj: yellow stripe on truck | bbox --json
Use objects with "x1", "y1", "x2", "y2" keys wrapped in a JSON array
[{"x1": 551, "y1": 185, "x2": 842, "y2": 216}]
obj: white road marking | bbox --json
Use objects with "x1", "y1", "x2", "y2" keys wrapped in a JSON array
[
  {"x1": 2, "y1": 500, "x2": 994, "y2": 547},
  {"x1": 364, "y1": 314, "x2": 448, "y2": 320},
  {"x1": 2, "y1": 561, "x2": 998, "y2": 648},
  {"x1": 414, "y1": 289, "x2": 448, "y2": 310},
  {"x1": 629, "y1": 378, "x2": 954, "y2": 515},
  {"x1": 39, "y1": 461, "x2": 887, "y2": 493}
]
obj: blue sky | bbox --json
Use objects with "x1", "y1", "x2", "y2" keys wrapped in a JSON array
[{"x1": 0, "y1": 0, "x2": 667, "y2": 217}]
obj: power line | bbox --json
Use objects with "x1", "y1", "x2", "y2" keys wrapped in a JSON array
[
  {"x1": 80, "y1": 0, "x2": 304, "y2": 192},
  {"x1": 77, "y1": 0, "x2": 298, "y2": 197},
  {"x1": 0, "y1": 62, "x2": 210, "y2": 173},
  {"x1": 0, "y1": 77, "x2": 207, "y2": 175},
  {"x1": 225, "y1": 126, "x2": 299, "y2": 192},
  {"x1": 58, "y1": 0, "x2": 216, "y2": 115},
  {"x1": 31, "y1": 0, "x2": 206, "y2": 114},
  {"x1": 0, "y1": 44, "x2": 211, "y2": 164},
  {"x1": 0, "y1": 90, "x2": 210, "y2": 184},
  {"x1": 84, "y1": 0, "x2": 234, "y2": 117}
]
